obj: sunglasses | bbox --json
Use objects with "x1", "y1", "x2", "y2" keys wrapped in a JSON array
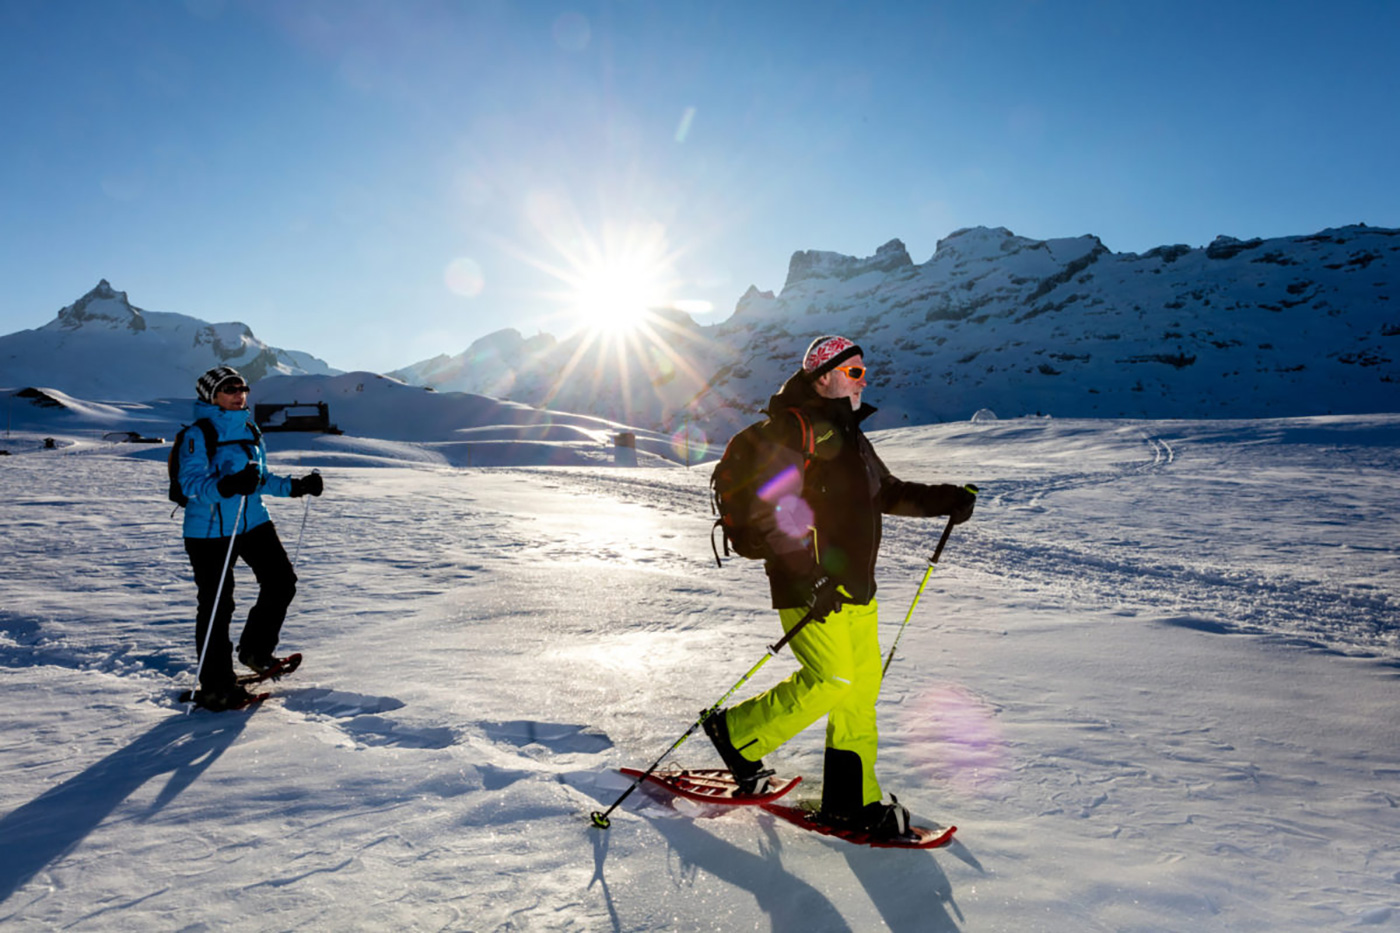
[
  {"x1": 832, "y1": 365, "x2": 866, "y2": 380},
  {"x1": 218, "y1": 384, "x2": 250, "y2": 394}
]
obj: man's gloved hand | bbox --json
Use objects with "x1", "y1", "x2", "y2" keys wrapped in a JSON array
[
  {"x1": 804, "y1": 574, "x2": 846, "y2": 621},
  {"x1": 289, "y1": 472, "x2": 323, "y2": 498},
  {"x1": 949, "y1": 484, "x2": 978, "y2": 525},
  {"x1": 217, "y1": 463, "x2": 261, "y2": 498}
]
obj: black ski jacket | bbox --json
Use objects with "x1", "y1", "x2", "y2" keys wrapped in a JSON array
[{"x1": 755, "y1": 369, "x2": 969, "y2": 609}]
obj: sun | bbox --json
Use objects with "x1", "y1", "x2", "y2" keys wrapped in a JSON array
[
  {"x1": 571, "y1": 256, "x2": 666, "y2": 335},
  {"x1": 503, "y1": 203, "x2": 726, "y2": 424},
  {"x1": 538, "y1": 215, "x2": 681, "y2": 337}
]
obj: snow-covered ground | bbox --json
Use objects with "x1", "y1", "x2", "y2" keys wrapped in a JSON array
[{"x1": 1, "y1": 415, "x2": 1397, "y2": 931}]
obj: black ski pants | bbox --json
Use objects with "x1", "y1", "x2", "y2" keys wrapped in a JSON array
[{"x1": 186, "y1": 521, "x2": 297, "y2": 690}]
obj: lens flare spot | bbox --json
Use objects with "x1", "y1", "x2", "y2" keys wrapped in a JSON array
[
  {"x1": 757, "y1": 464, "x2": 802, "y2": 504},
  {"x1": 648, "y1": 347, "x2": 677, "y2": 386},
  {"x1": 670, "y1": 424, "x2": 708, "y2": 463},
  {"x1": 772, "y1": 493, "x2": 814, "y2": 541},
  {"x1": 674, "y1": 105, "x2": 697, "y2": 143},
  {"x1": 901, "y1": 683, "x2": 1009, "y2": 794},
  {"x1": 445, "y1": 258, "x2": 485, "y2": 297},
  {"x1": 819, "y1": 546, "x2": 849, "y2": 576}
]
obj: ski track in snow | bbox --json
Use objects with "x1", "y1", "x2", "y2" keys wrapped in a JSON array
[{"x1": 0, "y1": 418, "x2": 1398, "y2": 930}]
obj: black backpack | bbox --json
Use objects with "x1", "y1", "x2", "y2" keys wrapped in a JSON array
[
  {"x1": 709, "y1": 408, "x2": 816, "y2": 566},
  {"x1": 167, "y1": 418, "x2": 262, "y2": 507}
]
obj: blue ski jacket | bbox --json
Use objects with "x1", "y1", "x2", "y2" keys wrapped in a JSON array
[{"x1": 178, "y1": 400, "x2": 293, "y2": 539}]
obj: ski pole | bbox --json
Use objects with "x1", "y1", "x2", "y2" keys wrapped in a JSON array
[
  {"x1": 881, "y1": 484, "x2": 977, "y2": 677},
  {"x1": 590, "y1": 607, "x2": 821, "y2": 830},
  {"x1": 187, "y1": 494, "x2": 246, "y2": 713},
  {"x1": 290, "y1": 469, "x2": 319, "y2": 567}
]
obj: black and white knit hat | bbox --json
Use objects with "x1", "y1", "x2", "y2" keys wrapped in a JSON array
[
  {"x1": 802, "y1": 335, "x2": 864, "y2": 380},
  {"x1": 196, "y1": 365, "x2": 244, "y2": 404}
]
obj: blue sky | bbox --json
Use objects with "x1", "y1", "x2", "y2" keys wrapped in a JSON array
[{"x1": 3, "y1": 0, "x2": 1397, "y2": 373}]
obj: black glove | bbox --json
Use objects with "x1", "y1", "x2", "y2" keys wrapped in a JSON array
[
  {"x1": 289, "y1": 472, "x2": 323, "y2": 498},
  {"x1": 217, "y1": 463, "x2": 261, "y2": 498},
  {"x1": 949, "y1": 484, "x2": 978, "y2": 525},
  {"x1": 804, "y1": 574, "x2": 846, "y2": 622}
]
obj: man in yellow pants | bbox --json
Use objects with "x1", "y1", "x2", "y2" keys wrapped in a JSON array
[{"x1": 704, "y1": 335, "x2": 976, "y2": 839}]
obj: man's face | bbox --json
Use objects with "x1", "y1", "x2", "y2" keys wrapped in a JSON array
[
  {"x1": 813, "y1": 354, "x2": 867, "y2": 410},
  {"x1": 214, "y1": 382, "x2": 250, "y2": 412}
]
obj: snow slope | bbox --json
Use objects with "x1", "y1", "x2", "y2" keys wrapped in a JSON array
[
  {"x1": 1, "y1": 373, "x2": 688, "y2": 468},
  {"x1": 0, "y1": 414, "x2": 1397, "y2": 931}
]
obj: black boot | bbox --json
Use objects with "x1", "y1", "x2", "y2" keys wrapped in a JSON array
[
  {"x1": 701, "y1": 709, "x2": 769, "y2": 795},
  {"x1": 818, "y1": 748, "x2": 914, "y2": 838},
  {"x1": 192, "y1": 682, "x2": 255, "y2": 712},
  {"x1": 851, "y1": 796, "x2": 912, "y2": 840},
  {"x1": 238, "y1": 646, "x2": 288, "y2": 675},
  {"x1": 819, "y1": 747, "x2": 866, "y2": 821}
]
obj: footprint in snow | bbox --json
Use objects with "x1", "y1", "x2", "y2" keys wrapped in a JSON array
[
  {"x1": 281, "y1": 686, "x2": 406, "y2": 718},
  {"x1": 280, "y1": 688, "x2": 456, "y2": 750},
  {"x1": 341, "y1": 715, "x2": 456, "y2": 749},
  {"x1": 478, "y1": 720, "x2": 613, "y2": 755}
]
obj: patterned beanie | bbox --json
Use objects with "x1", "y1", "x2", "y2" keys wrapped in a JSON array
[
  {"x1": 196, "y1": 365, "x2": 244, "y2": 403},
  {"x1": 802, "y1": 335, "x2": 864, "y2": 380}
]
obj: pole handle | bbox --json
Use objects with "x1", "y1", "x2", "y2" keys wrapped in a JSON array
[{"x1": 928, "y1": 484, "x2": 977, "y2": 565}]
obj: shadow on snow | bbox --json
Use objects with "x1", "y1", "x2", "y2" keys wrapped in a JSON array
[{"x1": 0, "y1": 710, "x2": 252, "y2": 903}]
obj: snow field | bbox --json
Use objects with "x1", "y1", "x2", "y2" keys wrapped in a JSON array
[{"x1": 1, "y1": 416, "x2": 1397, "y2": 931}]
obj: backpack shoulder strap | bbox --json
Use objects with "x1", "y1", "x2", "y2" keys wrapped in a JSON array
[
  {"x1": 780, "y1": 408, "x2": 816, "y2": 459},
  {"x1": 168, "y1": 420, "x2": 218, "y2": 512},
  {"x1": 193, "y1": 418, "x2": 218, "y2": 458}
]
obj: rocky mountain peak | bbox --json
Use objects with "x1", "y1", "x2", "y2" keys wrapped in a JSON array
[
  {"x1": 784, "y1": 237, "x2": 914, "y2": 289},
  {"x1": 50, "y1": 279, "x2": 146, "y2": 333},
  {"x1": 6, "y1": 281, "x2": 338, "y2": 400},
  {"x1": 930, "y1": 226, "x2": 1043, "y2": 264}
]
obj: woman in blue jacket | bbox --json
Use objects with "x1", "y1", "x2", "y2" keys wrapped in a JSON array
[{"x1": 180, "y1": 366, "x2": 323, "y2": 710}]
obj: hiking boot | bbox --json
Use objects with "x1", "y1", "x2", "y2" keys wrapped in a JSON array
[
  {"x1": 823, "y1": 795, "x2": 913, "y2": 840},
  {"x1": 238, "y1": 648, "x2": 279, "y2": 675},
  {"x1": 701, "y1": 709, "x2": 770, "y2": 795},
  {"x1": 193, "y1": 683, "x2": 256, "y2": 712}
]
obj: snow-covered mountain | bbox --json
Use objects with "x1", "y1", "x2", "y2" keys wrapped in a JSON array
[
  {"x1": 10, "y1": 223, "x2": 1397, "y2": 439},
  {"x1": 395, "y1": 224, "x2": 1399, "y2": 441},
  {"x1": 0, "y1": 280, "x2": 338, "y2": 400}
]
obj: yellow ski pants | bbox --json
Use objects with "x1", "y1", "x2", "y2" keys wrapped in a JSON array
[{"x1": 724, "y1": 598, "x2": 884, "y2": 808}]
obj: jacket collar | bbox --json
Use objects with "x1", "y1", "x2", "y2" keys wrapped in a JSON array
[
  {"x1": 193, "y1": 399, "x2": 255, "y2": 428},
  {"x1": 768, "y1": 369, "x2": 877, "y2": 427}
]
